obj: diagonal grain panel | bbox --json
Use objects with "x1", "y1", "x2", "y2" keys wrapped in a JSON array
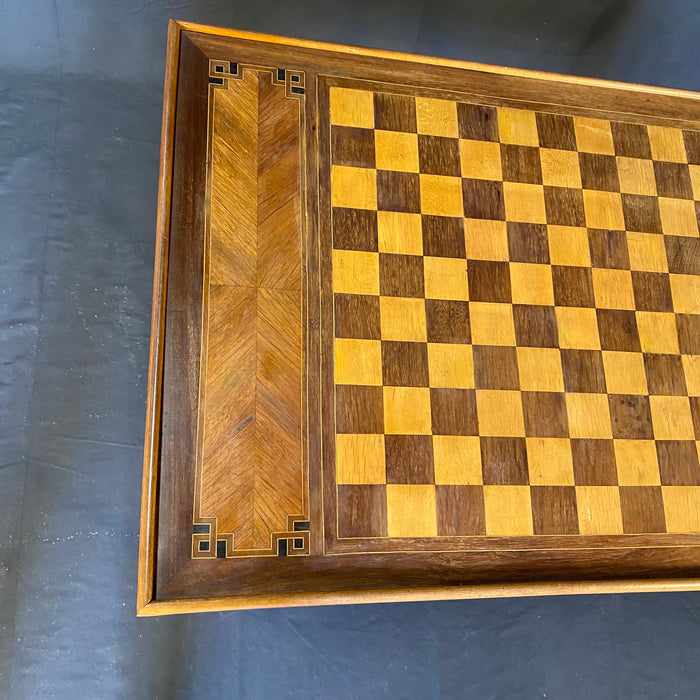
[{"x1": 198, "y1": 67, "x2": 305, "y2": 555}]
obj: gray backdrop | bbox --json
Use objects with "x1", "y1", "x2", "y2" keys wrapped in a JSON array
[{"x1": 1, "y1": 1, "x2": 700, "y2": 698}]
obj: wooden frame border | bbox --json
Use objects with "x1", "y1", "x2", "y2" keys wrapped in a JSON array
[{"x1": 138, "y1": 19, "x2": 700, "y2": 615}]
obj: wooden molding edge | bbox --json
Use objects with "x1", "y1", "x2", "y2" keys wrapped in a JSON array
[
  {"x1": 137, "y1": 18, "x2": 182, "y2": 614},
  {"x1": 174, "y1": 19, "x2": 700, "y2": 101}
]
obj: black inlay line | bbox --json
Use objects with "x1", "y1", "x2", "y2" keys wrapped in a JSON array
[
  {"x1": 277, "y1": 68, "x2": 286, "y2": 81},
  {"x1": 293, "y1": 521, "x2": 310, "y2": 531},
  {"x1": 291, "y1": 86, "x2": 305, "y2": 95},
  {"x1": 278, "y1": 539, "x2": 288, "y2": 556},
  {"x1": 230, "y1": 62, "x2": 238, "y2": 74},
  {"x1": 294, "y1": 538, "x2": 304, "y2": 549},
  {"x1": 216, "y1": 540, "x2": 226, "y2": 558},
  {"x1": 193, "y1": 523, "x2": 210, "y2": 534},
  {"x1": 291, "y1": 74, "x2": 300, "y2": 82},
  {"x1": 199, "y1": 541, "x2": 210, "y2": 552},
  {"x1": 209, "y1": 77, "x2": 224, "y2": 85},
  {"x1": 215, "y1": 65, "x2": 224, "y2": 73}
]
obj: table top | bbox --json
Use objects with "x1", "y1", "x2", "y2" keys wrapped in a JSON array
[{"x1": 138, "y1": 20, "x2": 700, "y2": 615}]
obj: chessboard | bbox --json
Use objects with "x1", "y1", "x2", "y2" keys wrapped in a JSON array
[
  {"x1": 328, "y1": 86, "x2": 700, "y2": 545},
  {"x1": 139, "y1": 22, "x2": 700, "y2": 615}
]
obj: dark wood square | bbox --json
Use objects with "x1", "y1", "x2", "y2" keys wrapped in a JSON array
[
  {"x1": 677, "y1": 314, "x2": 700, "y2": 354},
  {"x1": 385, "y1": 435, "x2": 435, "y2": 484},
  {"x1": 430, "y1": 388, "x2": 478, "y2": 435},
  {"x1": 374, "y1": 93, "x2": 417, "y2": 133},
  {"x1": 552, "y1": 265, "x2": 595, "y2": 307},
  {"x1": 621, "y1": 193, "x2": 663, "y2": 234},
  {"x1": 536, "y1": 113, "x2": 577, "y2": 151},
  {"x1": 513, "y1": 305, "x2": 559, "y2": 347},
  {"x1": 337, "y1": 485, "x2": 387, "y2": 537},
  {"x1": 572, "y1": 439, "x2": 618, "y2": 485},
  {"x1": 377, "y1": 170, "x2": 421, "y2": 213},
  {"x1": 500, "y1": 144, "x2": 543, "y2": 184},
  {"x1": 457, "y1": 103, "x2": 499, "y2": 142},
  {"x1": 656, "y1": 441, "x2": 700, "y2": 486},
  {"x1": 436, "y1": 486, "x2": 486, "y2": 536},
  {"x1": 334, "y1": 293, "x2": 381, "y2": 339},
  {"x1": 522, "y1": 391, "x2": 569, "y2": 438},
  {"x1": 631, "y1": 271, "x2": 674, "y2": 312},
  {"x1": 480, "y1": 437, "x2": 529, "y2": 485},
  {"x1": 473, "y1": 345, "x2": 520, "y2": 390},
  {"x1": 653, "y1": 161, "x2": 693, "y2": 199},
  {"x1": 690, "y1": 397, "x2": 700, "y2": 439},
  {"x1": 608, "y1": 394, "x2": 654, "y2": 439},
  {"x1": 561, "y1": 349, "x2": 606, "y2": 393},
  {"x1": 579, "y1": 152, "x2": 620, "y2": 192},
  {"x1": 597, "y1": 309, "x2": 641, "y2": 352},
  {"x1": 507, "y1": 222, "x2": 550, "y2": 264},
  {"x1": 683, "y1": 130, "x2": 700, "y2": 165},
  {"x1": 418, "y1": 135, "x2": 461, "y2": 176},
  {"x1": 381, "y1": 340, "x2": 429, "y2": 386},
  {"x1": 425, "y1": 299, "x2": 471, "y2": 343},
  {"x1": 379, "y1": 253, "x2": 424, "y2": 298},
  {"x1": 611, "y1": 122, "x2": 652, "y2": 159},
  {"x1": 467, "y1": 259, "x2": 512, "y2": 303},
  {"x1": 332, "y1": 126, "x2": 376, "y2": 168},
  {"x1": 531, "y1": 486, "x2": 579, "y2": 535},
  {"x1": 422, "y1": 215, "x2": 466, "y2": 258},
  {"x1": 619, "y1": 486, "x2": 666, "y2": 533},
  {"x1": 543, "y1": 186, "x2": 586, "y2": 227},
  {"x1": 588, "y1": 228, "x2": 630, "y2": 269},
  {"x1": 333, "y1": 207, "x2": 378, "y2": 251},
  {"x1": 335, "y1": 385, "x2": 384, "y2": 433},
  {"x1": 665, "y1": 236, "x2": 700, "y2": 275},
  {"x1": 462, "y1": 178, "x2": 505, "y2": 220},
  {"x1": 644, "y1": 354, "x2": 688, "y2": 395}
]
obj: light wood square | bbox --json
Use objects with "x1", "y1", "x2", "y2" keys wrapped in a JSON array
[
  {"x1": 576, "y1": 486, "x2": 623, "y2": 535},
  {"x1": 517, "y1": 347, "x2": 565, "y2": 392},
  {"x1": 690, "y1": 164, "x2": 700, "y2": 200},
  {"x1": 682, "y1": 355, "x2": 700, "y2": 396},
  {"x1": 526, "y1": 437, "x2": 575, "y2": 485},
  {"x1": 617, "y1": 157, "x2": 658, "y2": 196},
  {"x1": 614, "y1": 440, "x2": 660, "y2": 486},
  {"x1": 566, "y1": 393, "x2": 612, "y2": 439},
  {"x1": 592, "y1": 268, "x2": 635, "y2": 310},
  {"x1": 433, "y1": 435, "x2": 482, "y2": 484},
  {"x1": 383, "y1": 386, "x2": 432, "y2": 434},
  {"x1": 469, "y1": 302, "x2": 516, "y2": 346},
  {"x1": 336, "y1": 434, "x2": 386, "y2": 484},
  {"x1": 547, "y1": 225, "x2": 591, "y2": 267},
  {"x1": 333, "y1": 249, "x2": 379, "y2": 295},
  {"x1": 424, "y1": 256, "x2": 469, "y2": 300},
  {"x1": 648, "y1": 125, "x2": 688, "y2": 163},
  {"x1": 510, "y1": 262, "x2": 555, "y2": 305},
  {"x1": 504, "y1": 182, "x2": 547, "y2": 224},
  {"x1": 380, "y1": 296, "x2": 427, "y2": 341},
  {"x1": 377, "y1": 211, "x2": 423, "y2": 255},
  {"x1": 670, "y1": 274, "x2": 700, "y2": 314},
  {"x1": 428, "y1": 343, "x2": 474, "y2": 388},
  {"x1": 602, "y1": 351, "x2": 648, "y2": 395},
  {"x1": 375, "y1": 130, "x2": 419, "y2": 172},
  {"x1": 573, "y1": 116, "x2": 615, "y2": 155},
  {"x1": 464, "y1": 219, "x2": 509, "y2": 260},
  {"x1": 583, "y1": 189, "x2": 625, "y2": 230},
  {"x1": 331, "y1": 165, "x2": 377, "y2": 209},
  {"x1": 420, "y1": 175, "x2": 464, "y2": 217},
  {"x1": 626, "y1": 231, "x2": 668, "y2": 272},
  {"x1": 416, "y1": 97, "x2": 459, "y2": 137},
  {"x1": 498, "y1": 107, "x2": 539, "y2": 146},
  {"x1": 386, "y1": 484, "x2": 437, "y2": 537},
  {"x1": 662, "y1": 486, "x2": 700, "y2": 533},
  {"x1": 476, "y1": 390, "x2": 525, "y2": 437},
  {"x1": 659, "y1": 197, "x2": 699, "y2": 237},
  {"x1": 649, "y1": 396, "x2": 695, "y2": 440},
  {"x1": 540, "y1": 148, "x2": 582, "y2": 188},
  {"x1": 334, "y1": 338, "x2": 383, "y2": 385},
  {"x1": 555, "y1": 307, "x2": 601, "y2": 350},
  {"x1": 460, "y1": 139, "x2": 503, "y2": 180},
  {"x1": 483, "y1": 486, "x2": 533, "y2": 535},
  {"x1": 636, "y1": 311, "x2": 679, "y2": 354},
  {"x1": 330, "y1": 87, "x2": 374, "y2": 128}
]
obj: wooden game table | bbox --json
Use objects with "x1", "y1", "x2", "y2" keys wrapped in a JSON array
[{"x1": 138, "y1": 20, "x2": 700, "y2": 614}]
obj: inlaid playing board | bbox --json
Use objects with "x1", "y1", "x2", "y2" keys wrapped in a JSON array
[{"x1": 139, "y1": 21, "x2": 700, "y2": 615}]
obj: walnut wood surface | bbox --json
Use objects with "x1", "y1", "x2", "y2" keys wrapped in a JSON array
[{"x1": 138, "y1": 20, "x2": 700, "y2": 615}]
